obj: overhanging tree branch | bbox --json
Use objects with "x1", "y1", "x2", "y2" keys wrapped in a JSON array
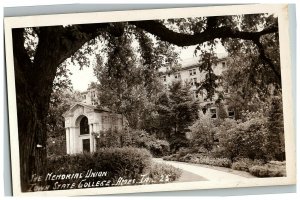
[
  {"x1": 130, "y1": 20, "x2": 278, "y2": 47},
  {"x1": 130, "y1": 20, "x2": 280, "y2": 82},
  {"x1": 253, "y1": 38, "x2": 281, "y2": 82}
]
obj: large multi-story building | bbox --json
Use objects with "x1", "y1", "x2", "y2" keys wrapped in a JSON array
[{"x1": 160, "y1": 56, "x2": 235, "y2": 120}]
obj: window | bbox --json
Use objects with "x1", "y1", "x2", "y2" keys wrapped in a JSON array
[
  {"x1": 193, "y1": 78, "x2": 197, "y2": 84},
  {"x1": 80, "y1": 116, "x2": 89, "y2": 135},
  {"x1": 190, "y1": 69, "x2": 197, "y2": 76},
  {"x1": 228, "y1": 109, "x2": 235, "y2": 119},
  {"x1": 191, "y1": 78, "x2": 197, "y2": 86},
  {"x1": 174, "y1": 73, "x2": 181, "y2": 79},
  {"x1": 190, "y1": 78, "x2": 194, "y2": 85},
  {"x1": 222, "y1": 61, "x2": 226, "y2": 68},
  {"x1": 194, "y1": 91, "x2": 199, "y2": 98},
  {"x1": 193, "y1": 68, "x2": 197, "y2": 75},
  {"x1": 210, "y1": 108, "x2": 217, "y2": 119}
]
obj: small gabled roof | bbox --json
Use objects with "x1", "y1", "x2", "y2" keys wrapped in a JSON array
[{"x1": 62, "y1": 102, "x2": 112, "y2": 117}]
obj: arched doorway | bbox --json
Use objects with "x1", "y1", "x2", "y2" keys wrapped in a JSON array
[
  {"x1": 79, "y1": 116, "x2": 90, "y2": 152},
  {"x1": 80, "y1": 116, "x2": 89, "y2": 135}
]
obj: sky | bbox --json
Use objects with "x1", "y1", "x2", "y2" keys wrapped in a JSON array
[
  {"x1": 67, "y1": 58, "x2": 98, "y2": 92},
  {"x1": 68, "y1": 42, "x2": 227, "y2": 92}
]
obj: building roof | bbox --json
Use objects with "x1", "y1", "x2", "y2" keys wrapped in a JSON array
[
  {"x1": 180, "y1": 56, "x2": 228, "y2": 69},
  {"x1": 160, "y1": 55, "x2": 228, "y2": 75},
  {"x1": 62, "y1": 102, "x2": 112, "y2": 117},
  {"x1": 180, "y1": 57, "x2": 200, "y2": 68}
]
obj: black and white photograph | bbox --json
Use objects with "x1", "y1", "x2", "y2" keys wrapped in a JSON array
[{"x1": 4, "y1": 4, "x2": 295, "y2": 196}]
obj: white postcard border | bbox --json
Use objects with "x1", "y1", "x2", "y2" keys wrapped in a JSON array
[{"x1": 4, "y1": 4, "x2": 295, "y2": 196}]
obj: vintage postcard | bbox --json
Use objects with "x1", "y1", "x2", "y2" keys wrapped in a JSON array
[{"x1": 4, "y1": 4, "x2": 295, "y2": 196}]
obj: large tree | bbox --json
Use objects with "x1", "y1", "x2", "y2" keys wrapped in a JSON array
[
  {"x1": 159, "y1": 81, "x2": 199, "y2": 151},
  {"x1": 11, "y1": 14, "x2": 279, "y2": 191},
  {"x1": 220, "y1": 15, "x2": 281, "y2": 120},
  {"x1": 93, "y1": 31, "x2": 169, "y2": 129}
]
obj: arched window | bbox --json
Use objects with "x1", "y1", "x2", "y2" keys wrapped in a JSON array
[{"x1": 80, "y1": 116, "x2": 89, "y2": 135}]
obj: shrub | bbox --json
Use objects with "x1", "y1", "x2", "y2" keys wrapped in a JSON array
[
  {"x1": 269, "y1": 160, "x2": 286, "y2": 166},
  {"x1": 46, "y1": 147, "x2": 152, "y2": 189},
  {"x1": 162, "y1": 154, "x2": 179, "y2": 161},
  {"x1": 95, "y1": 129, "x2": 170, "y2": 157},
  {"x1": 179, "y1": 153, "x2": 194, "y2": 162},
  {"x1": 177, "y1": 148, "x2": 191, "y2": 157},
  {"x1": 194, "y1": 155, "x2": 232, "y2": 168},
  {"x1": 146, "y1": 139, "x2": 170, "y2": 157},
  {"x1": 249, "y1": 162, "x2": 286, "y2": 177},
  {"x1": 169, "y1": 135, "x2": 189, "y2": 153},
  {"x1": 163, "y1": 153, "x2": 232, "y2": 168},
  {"x1": 149, "y1": 163, "x2": 182, "y2": 183},
  {"x1": 187, "y1": 113, "x2": 215, "y2": 152},
  {"x1": 130, "y1": 130, "x2": 170, "y2": 157},
  {"x1": 95, "y1": 129, "x2": 125, "y2": 148},
  {"x1": 216, "y1": 117, "x2": 268, "y2": 161},
  {"x1": 211, "y1": 146, "x2": 229, "y2": 158},
  {"x1": 232, "y1": 158, "x2": 266, "y2": 172},
  {"x1": 47, "y1": 135, "x2": 66, "y2": 156},
  {"x1": 232, "y1": 158, "x2": 254, "y2": 172}
]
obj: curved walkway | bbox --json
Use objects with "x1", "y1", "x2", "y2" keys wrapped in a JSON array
[{"x1": 153, "y1": 158, "x2": 250, "y2": 182}]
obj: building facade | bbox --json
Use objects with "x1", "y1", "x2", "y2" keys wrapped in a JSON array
[
  {"x1": 80, "y1": 85, "x2": 99, "y2": 106},
  {"x1": 160, "y1": 56, "x2": 235, "y2": 119},
  {"x1": 63, "y1": 102, "x2": 124, "y2": 154}
]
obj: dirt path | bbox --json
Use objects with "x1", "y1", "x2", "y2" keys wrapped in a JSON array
[{"x1": 153, "y1": 158, "x2": 252, "y2": 182}]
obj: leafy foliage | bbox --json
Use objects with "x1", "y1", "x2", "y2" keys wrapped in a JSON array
[
  {"x1": 46, "y1": 89, "x2": 81, "y2": 139},
  {"x1": 231, "y1": 158, "x2": 265, "y2": 172},
  {"x1": 149, "y1": 162, "x2": 182, "y2": 183},
  {"x1": 94, "y1": 32, "x2": 169, "y2": 130},
  {"x1": 216, "y1": 116, "x2": 268, "y2": 161},
  {"x1": 167, "y1": 81, "x2": 200, "y2": 135},
  {"x1": 265, "y1": 95, "x2": 285, "y2": 161},
  {"x1": 94, "y1": 129, "x2": 170, "y2": 157},
  {"x1": 187, "y1": 112, "x2": 215, "y2": 151},
  {"x1": 46, "y1": 147, "x2": 152, "y2": 189},
  {"x1": 249, "y1": 161, "x2": 286, "y2": 177},
  {"x1": 46, "y1": 135, "x2": 66, "y2": 156},
  {"x1": 155, "y1": 81, "x2": 199, "y2": 151},
  {"x1": 163, "y1": 153, "x2": 232, "y2": 168}
]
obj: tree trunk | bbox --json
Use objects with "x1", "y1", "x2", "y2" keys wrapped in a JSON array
[
  {"x1": 13, "y1": 28, "x2": 63, "y2": 192},
  {"x1": 14, "y1": 54, "x2": 50, "y2": 191}
]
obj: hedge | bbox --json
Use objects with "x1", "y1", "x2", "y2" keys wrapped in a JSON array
[
  {"x1": 45, "y1": 147, "x2": 181, "y2": 191},
  {"x1": 46, "y1": 147, "x2": 152, "y2": 189}
]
